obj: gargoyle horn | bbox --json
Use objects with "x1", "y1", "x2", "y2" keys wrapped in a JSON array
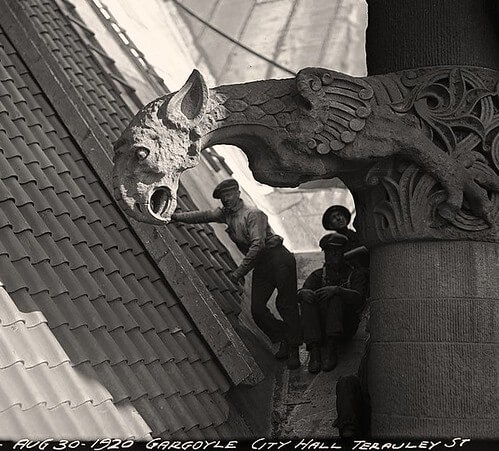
[{"x1": 163, "y1": 69, "x2": 209, "y2": 128}]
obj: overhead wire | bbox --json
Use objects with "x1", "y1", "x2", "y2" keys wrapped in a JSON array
[{"x1": 170, "y1": 0, "x2": 297, "y2": 76}]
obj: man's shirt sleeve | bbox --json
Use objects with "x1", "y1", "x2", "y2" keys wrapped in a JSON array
[
  {"x1": 348, "y1": 268, "x2": 370, "y2": 302},
  {"x1": 173, "y1": 208, "x2": 225, "y2": 224},
  {"x1": 233, "y1": 209, "x2": 268, "y2": 278}
]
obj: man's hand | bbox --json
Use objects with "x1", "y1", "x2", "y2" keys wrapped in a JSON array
[
  {"x1": 228, "y1": 271, "x2": 244, "y2": 286},
  {"x1": 316, "y1": 285, "x2": 339, "y2": 301}
]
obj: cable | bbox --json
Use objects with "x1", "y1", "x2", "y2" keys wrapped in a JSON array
[{"x1": 170, "y1": 0, "x2": 297, "y2": 76}]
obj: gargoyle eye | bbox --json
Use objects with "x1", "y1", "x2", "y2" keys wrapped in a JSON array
[{"x1": 135, "y1": 147, "x2": 149, "y2": 161}]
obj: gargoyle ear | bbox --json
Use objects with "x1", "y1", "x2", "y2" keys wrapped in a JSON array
[{"x1": 166, "y1": 69, "x2": 209, "y2": 126}]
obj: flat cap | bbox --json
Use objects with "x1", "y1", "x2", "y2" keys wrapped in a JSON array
[
  {"x1": 322, "y1": 205, "x2": 352, "y2": 229},
  {"x1": 213, "y1": 179, "x2": 239, "y2": 199},
  {"x1": 319, "y1": 232, "x2": 348, "y2": 250}
]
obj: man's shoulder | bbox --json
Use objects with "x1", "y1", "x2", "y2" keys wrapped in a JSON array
[
  {"x1": 244, "y1": 205, "x2": 264, "y2": 214},
  {"x1": 302, "y1": 268, "x2": 323, "y2": 289},
  {"x1": 306, "y1": 268, "x2": 323, "y2": 280},
  {"x1": 240, "y1": 205, "x2": 266, "y2": 219},
  {"x1": 343, "y1": 228, "x2": 359, "y2": 240}
]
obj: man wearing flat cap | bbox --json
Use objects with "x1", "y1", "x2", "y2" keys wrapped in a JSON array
[
  {"x1": 298, "y1": 232, "x2": 369, "y2": 373},
  {"x1": 171, "y1": 179, "x2": 302, "y2": 370}
]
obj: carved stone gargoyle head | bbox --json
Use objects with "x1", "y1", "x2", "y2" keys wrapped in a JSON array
[{"x1": 113, "y1": 70, "x2": 209, "y2": 224}]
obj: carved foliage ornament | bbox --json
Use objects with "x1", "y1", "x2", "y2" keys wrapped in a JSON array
[{"x1": 356, "y1": 67, "x2": 499, "y2": 244}]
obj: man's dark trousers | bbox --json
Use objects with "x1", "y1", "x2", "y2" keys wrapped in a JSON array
[
  {"x1": 301, "y1": 293, "x2": 361, "y2": 345},
  {"x1": 251, "y1": 245, "x2": 301, "y2": 345}
]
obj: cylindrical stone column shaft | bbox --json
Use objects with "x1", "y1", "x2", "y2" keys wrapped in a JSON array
[
  {"x1": 366, "y1": 0, "x2": 499, "y2": 74},
  {"x1": 368, "y1": 241, "x2": 499, "y2": 437}
]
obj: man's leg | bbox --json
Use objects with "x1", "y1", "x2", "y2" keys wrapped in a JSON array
[
  {"x1": 324, "y1": 294, "x2": 345, "y2": 337},
  {"x1": 299, "y1": 291, "x2": 322, "y2": 373},
  {"x1": 273, "y1": 247, "x2": 302, "y2": 369},
  {"x1": 251, "y1": 264, "x2": 286, "y2": 346},
  {"x1": 273, "y1": 248, "x2": 302, "y2": 345},
  {"x1": 335, "y1": 375, "x2": 363, "y2": 437},
  {"x1": 322, "y1": 294, "x2": 346, "y2": 371}
]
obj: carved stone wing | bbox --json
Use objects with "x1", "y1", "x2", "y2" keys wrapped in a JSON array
[{"x1": 296, "y1": 67, "x2": 374, "y2": 154}]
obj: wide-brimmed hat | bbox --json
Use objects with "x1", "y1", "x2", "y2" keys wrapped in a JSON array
[
  {"x1": 322, "y1": 205, "x2": 352, "y2": 229},
  {"x1": 213, "y1": 179, "x2": 239, "y2": 199},
  {"x1": 319, "y1": 232, "x2": 349, "y2": 250}
]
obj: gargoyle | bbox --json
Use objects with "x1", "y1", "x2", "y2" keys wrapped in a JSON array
[{"x1": 113, "y1": 67, "x2": 499, "y2": 226}]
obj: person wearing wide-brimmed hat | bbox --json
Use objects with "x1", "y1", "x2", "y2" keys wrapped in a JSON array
[
  {"x1": 171, "y1": 179, "x2": 302, "y2": 370},
  {"x1": 297, "y1": 232, "x2": 369, "y2": 374},
  {"x1": 321, "y1": 205, "x2": 361, "y2": 252}
]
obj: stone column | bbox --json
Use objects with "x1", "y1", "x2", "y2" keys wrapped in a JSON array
[
  {"x1": 367, "y1": 242, "x2": 498, "y2": 437},
  {"x1": 352, "y1": 0, "x2": 499, "y2": 438}
]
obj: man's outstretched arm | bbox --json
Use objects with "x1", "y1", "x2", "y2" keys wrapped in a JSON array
[{"x1": 172, "y1": 208, "x2": 225, "y2": 224}]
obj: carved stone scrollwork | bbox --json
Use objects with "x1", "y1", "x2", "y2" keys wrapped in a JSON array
[{"x1": 353, "y1": 67, "x2": 499, "y2": 247}]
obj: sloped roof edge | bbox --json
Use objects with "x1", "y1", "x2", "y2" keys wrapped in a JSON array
[{"x1": 0, "y1": 0, "x2": 262, "y2": 387}]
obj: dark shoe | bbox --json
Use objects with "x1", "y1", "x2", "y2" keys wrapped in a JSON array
[
  {"x1": 274, "y1": 341, "x2": 288, "y2": 360},
  {"x1": 307, "y1": 346, "x2": 321, "y2": 374},
  {"x1": 286, "y1": 346, "x2": 300, "y2": 370},
  {"x1": 340, "y1": 424, "x2": 361, "y2": 438},
  {"x1": 322, "y1": 339, "x2": 338, "y2": 372}
]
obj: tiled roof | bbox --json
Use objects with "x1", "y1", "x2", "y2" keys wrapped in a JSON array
[
  {"x1": 0, "y1": 284, "x2": 151, "y2": 439},
  {"x1": 52, "y1": 0, "x2": 242, "y2": 323},
  {"x1": 0, "y1": 0, "x2": 247, "y2": 439}
]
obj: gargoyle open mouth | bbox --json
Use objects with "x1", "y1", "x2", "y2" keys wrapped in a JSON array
[{"x1": 149, "y1": 187, "x2": 173, "y2": 221}]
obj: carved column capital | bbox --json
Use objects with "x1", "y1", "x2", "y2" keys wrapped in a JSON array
[{"x1": 350, "y1": 65, "x2": 499, "y2": 247}]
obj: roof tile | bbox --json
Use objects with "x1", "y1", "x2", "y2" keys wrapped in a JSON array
[
  {"x1": 136, "y1": 302, "x2": 169, "y2": 334},
  {"x1": 0, "y1": 255, "x2": 46, "y2": 295},
  {"x1": 128, "y1": 361, "x2": 163, "y2": 400},
  {"x1": 110, "y1": 361, "x2": 148, "y2": 402},
  {"x1": 0, "y1": 287, "x2": 45, "y2": 328},
  {"x1": 182, "y1": 393, "x2": 215, "y2": 430},
  {"x1": 27, "y1": 291, "x2": 69, "y2": 329},
  {"x1": 150, "y1": 395, "x2": 187, "y2": 434},
  {"x1": 140, "y1": 329, "x2": 175, "y2": 363},
  {"x1": 132, "y1": 395, "x2": 168, "y2": 437},
  {"x1": 62, "y1": 325, "x2": 115, "y2": 366},
  {"x1": 125, "y1": 328, "x2": 162, "y2": 364},
  {"x1": 0, "y1": 178, "x2": 33, "y2": 207},
  {"x1": 136, "y1": 365, "x2": 176, "y2": 400},
  {"x1": 0, "y1": 322, "x2": 69, "y2": 370},
  {"x1": 90, "y1": 361, "x2": 130, "y2": 404}
]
